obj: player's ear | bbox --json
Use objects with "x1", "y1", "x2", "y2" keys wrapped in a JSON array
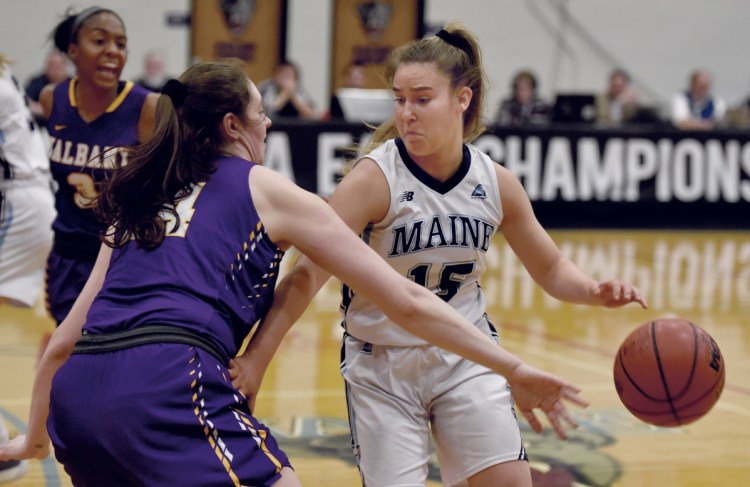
[
  {"x1": 221, "y1": 112, "x2": 239, "y2": 139},
  {"x1": 457, "y1": 86, "x2": 472, "y2": 113},
  {"x1": 67, "y1": 44, "x2": 79, "y2": 63}
]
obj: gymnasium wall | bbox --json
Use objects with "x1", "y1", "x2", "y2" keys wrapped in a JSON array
[{"x1": 2, "y1": 0, "x2": 750, "y2": 118}]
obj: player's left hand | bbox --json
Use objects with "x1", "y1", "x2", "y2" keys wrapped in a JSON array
[
  {"x1": 591, "y1": 280, "x2": 648, "y2": 309},
  {"x1": 507, "y1": 363, "x2": 590, "y2": 440},
  {"x1": 0, "y1": 434, "x2": 50, "y2": 461}
]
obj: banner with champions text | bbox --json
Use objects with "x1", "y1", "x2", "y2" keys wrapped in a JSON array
[{"x1": 263, "y1": 120, "x2": 750, "y2": 229}]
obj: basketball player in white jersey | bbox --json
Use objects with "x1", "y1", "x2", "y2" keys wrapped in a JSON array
[
  {"x1": 230, "y1": 22, "x2": 647, "y2": 487},
  {"x1": 0, "y1": 56, "x2": 56, "y2": 309},
  {"x1": 0, "y1": 56, "x2": 56, "y2": 483}
]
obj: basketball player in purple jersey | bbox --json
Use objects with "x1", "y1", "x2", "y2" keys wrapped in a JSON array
[
  {"x1": 0, "y1": 60, "x2": 590, "y2": 486},
  {"x1": 42, "y1": 7, "x2": 157, "y2": 324}
]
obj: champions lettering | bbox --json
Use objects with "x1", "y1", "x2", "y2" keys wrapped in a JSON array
[
  {"x1": 48, "y1": 135, "x2": 128, "y2": 169},
  {"x1": 389, "y1": 215, "x2": 495, "y2": 257},
  {"x1": 475, "y1": 135, "x2": 750, "y2": 203}
]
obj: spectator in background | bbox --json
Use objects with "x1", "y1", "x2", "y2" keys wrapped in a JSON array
[
  {"x1": 671, "y1": 69, "x2": 726, "y2": 130},
  {"x1": 595, "y1": 68, "x2": 640, "y2": 125},
  {"x1": 24, "y1": 49, "x2": 70, "y2": 120},
  {"x1": 134, "y1": 49, "x2": 170, "y2": 92},
  {"x1": 723, "y1": 80, "x2": 750, "y2": 129},
  {"x1": 257, "y1": 60, "x2": 317, "y2": 119},
  {"x1": 493, "y1": 69, "x2": 551, "y2": 126},
  {"x1": 328, "y1": 61, "x2": 368, "y2": 120}
]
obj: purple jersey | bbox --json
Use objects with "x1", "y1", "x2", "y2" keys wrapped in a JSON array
[
  {"x1": 85, "y1": 157, "x2": 284, "y2": 359},
  {"x1": 47, "y1": 78, "x2": 149, "y2": 238}
]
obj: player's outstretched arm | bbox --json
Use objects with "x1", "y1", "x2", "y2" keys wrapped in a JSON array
[
  {"x1": 229, "y1": 253, "x2": 330, "y2": 411},
  {"x1": 249, "y1": 166, "x2": 588, "y2": 438},
  {"x1": 231, "y1": 159, "x2": 387, "y2": 408},
  {"x1": 496, "y1": 164, "x2": 647, "y2": 309}
]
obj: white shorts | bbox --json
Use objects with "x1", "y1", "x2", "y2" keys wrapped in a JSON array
[
  {"x1": 342, "y1": 318, "x2": 526, "y2": 487},
  {"x1": 0, "y1": 183, "x2": 55, "y2": 307}
]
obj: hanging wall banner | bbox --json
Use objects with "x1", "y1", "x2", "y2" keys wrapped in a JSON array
[
  {"x1": 330, "y1": 0, "x2": 424, "y2": 91},
  {"x1": 191, "y1": 0, "x2": 287, "y2": 82}
]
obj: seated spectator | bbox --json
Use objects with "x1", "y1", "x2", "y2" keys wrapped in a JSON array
[
  {"x1": 595, "y1": 68, "x2": 640, "y2": 125},
  {"x1": 134, "y1": 49, "x2": 171, "y2": 92},
  {"x1": 328, "y1": 61, "x2": 368, "y2": 120},
  {"x1": 724, "y1": 81, "x2": 750, "y2": 129},
  {"x1": 493, "y1": 70, "x2": 551, "y2": 126},
  {"x1": 257, "y1": 60, "x2": 317, "y2": 119},
  {"x1": 24, "y1": 49, "x2": 70, "y2": 120},
  {"x1": 670, "y1": 69, "x2": 726, "y2": 130}
]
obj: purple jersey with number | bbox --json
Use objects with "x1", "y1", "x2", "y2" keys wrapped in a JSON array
[
  {"x1": 85, "y1": 157, "x2": 284, "y2": 359},
  {"x1": 47, "y1": 78, "x2": 149, "y2": 238}
]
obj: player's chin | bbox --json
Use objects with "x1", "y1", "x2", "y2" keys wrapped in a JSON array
[
  {"x1": 401, "y1": 136, "x2": 430, "y2": 156},
  {"x1": 94, "y1": 76, "x2": 121, "y2": 91}
]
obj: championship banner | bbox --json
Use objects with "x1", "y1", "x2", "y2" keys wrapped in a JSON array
[
  {"x1": 330, "y1": 0, "x2": 424, "y2": 91},
  {"x1": 263, "y1": 120, "x2": 750, "y2": 229},
  {"x1": 191, "y1": 0, "x2": 287, "y2": 82}
]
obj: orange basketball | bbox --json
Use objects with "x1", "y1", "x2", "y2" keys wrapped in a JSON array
[{"x1": 613, "y1": 318, "x2": 725, "y2": 427}]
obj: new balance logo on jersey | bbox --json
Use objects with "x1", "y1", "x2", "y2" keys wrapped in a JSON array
[
  {"x1": 399, "y1": 191, "x2": 414, "y2": 202},
  {"x1": 471, "y1": 184, "x2": 487, "y2": 199}
]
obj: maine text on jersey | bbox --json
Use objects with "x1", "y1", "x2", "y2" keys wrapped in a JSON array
[
  {"x1": 388, "y1": 214, "x2": 496, "y2": 257},
  {"x1": 48, "y1": 135, "x2": 128, "y2": 169}
]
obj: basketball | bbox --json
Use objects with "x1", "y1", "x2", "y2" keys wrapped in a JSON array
[{"x1": 613, "y1": 318, "x2": 725, "y2": 427}]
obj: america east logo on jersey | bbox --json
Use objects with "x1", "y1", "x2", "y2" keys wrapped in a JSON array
[{"x1": 471, "y1": 184, "x2": 487, "y2": 199}]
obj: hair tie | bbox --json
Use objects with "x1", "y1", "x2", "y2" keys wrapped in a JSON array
[
  {"x1": 435, "y1": 29, "x2": 474, "y2": 63},
  {"x1": 161, "y1": 79, "x2": 188, "y2": 108},
  {"x1": 70, "y1": 7, "x2": 108, "y2": 45}
]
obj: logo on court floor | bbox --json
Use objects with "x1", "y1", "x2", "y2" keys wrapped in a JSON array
[{"x1": 258, "y1": 410, "x2": 658, "y2": 486}]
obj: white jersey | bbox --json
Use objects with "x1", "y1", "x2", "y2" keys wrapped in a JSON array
[
  {"x1": 0, "y1": 63, "x2": 49, "y2": 182},
  {"x1": 343, "y1": 138, "x2": 503, "y2": 346},
  {"x1": 0, "y1": 62, "x2": 55, "y2": 306}
]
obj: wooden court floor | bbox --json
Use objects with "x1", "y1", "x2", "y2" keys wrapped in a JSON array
[{"x1": 1, "y1": 229, "x2": 749, "y2": 486}]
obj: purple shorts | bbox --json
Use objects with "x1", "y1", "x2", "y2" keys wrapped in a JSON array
[
  {"x1": 45, "y1": 250, "x2": 95, "y2": 325},
  {"x1": 48, "y1": 343, "x2": 291, "y2": 486}
]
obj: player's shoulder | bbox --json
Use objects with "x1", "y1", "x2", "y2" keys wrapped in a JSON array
[{"x1": 40, "y1": 81, "x2": 67, "y2": 118}]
